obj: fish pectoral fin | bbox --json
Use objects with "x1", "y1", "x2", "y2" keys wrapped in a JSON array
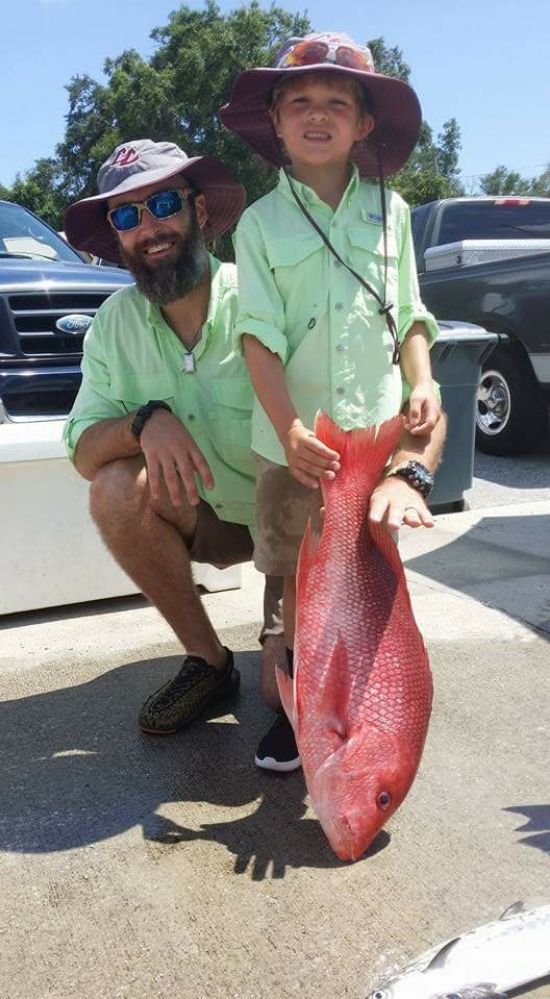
[
  {"x1": 275, "y1": 666, "x2": 297, "y2": 730},
  {"x1": 317, "y1": 634, "x2": 352, "y2": 729},
  {"x1": 424, "y1": 936, "x2": 461, "y2": 970}
]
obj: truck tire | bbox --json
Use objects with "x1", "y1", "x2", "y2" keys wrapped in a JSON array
[{"x1": 475, "y1": 347, "x2": 548, "y2": 455}]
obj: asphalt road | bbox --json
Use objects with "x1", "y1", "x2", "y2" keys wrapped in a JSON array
[{"x1": 467, "y1": 439, "x2": 550, "y2": 510}]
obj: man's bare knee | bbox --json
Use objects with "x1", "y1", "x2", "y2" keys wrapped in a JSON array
[
  {"x1": 89, "y1": 456, "x2": 197, "y2": 539},
  {"x1": 89, "y1": 456, "x2": 147, "y2": 528}
]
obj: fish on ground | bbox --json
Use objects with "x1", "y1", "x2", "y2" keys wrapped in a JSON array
[
  {"x1": 366, "y1": 902, "x2": 550, "y2": 999},
  {"x1": 277, "y1": 412, "x2": 433, "y2": 862}
]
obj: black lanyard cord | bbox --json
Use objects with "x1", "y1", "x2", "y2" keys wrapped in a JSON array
[{"x1": 280, "y1": 157, "x2": 400, "y2": 365}]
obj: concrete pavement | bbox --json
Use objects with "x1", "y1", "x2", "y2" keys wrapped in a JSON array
[{"x1": 1, "y1": 499, "x2": 549, "y2": 999}]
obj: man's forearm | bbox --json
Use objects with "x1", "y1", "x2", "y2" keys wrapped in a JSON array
[
  {"x1": 73, "y1": 414, "x2": 141, "y2": 480},
  {"x1": 389, "y1": 409, "x2": 447, "y2": 474}
]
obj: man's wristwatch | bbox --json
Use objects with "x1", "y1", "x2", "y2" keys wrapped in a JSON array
[
  {"x1": 130, "y1": 400, "x2": 172, "y2": 440},
  {"x1": 385, "y1": 460, "x2": 434, "y2": 499}
]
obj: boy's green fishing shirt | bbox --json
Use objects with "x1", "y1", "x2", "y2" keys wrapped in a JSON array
[
  {"x1": 64, "y1": 256, "x2": 256, "y2": 528},
  {"x1": 234, "y1": 166, "x2": 440, "y2": 466}
]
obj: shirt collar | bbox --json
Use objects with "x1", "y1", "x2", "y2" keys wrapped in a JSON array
[{"x1": 276, "y1": 164, "x2": 360, "y2": 212}]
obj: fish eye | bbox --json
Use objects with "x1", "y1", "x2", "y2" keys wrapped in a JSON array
[{"x1": 377, "y1": 791, "x2": 392, "y2": 810}]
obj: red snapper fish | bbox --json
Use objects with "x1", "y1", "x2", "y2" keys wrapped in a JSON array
[{"x1": 277, "y1": 412, "x2": 433, "y2": 862}]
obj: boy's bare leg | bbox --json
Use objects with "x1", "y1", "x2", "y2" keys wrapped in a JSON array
[
  {"x1": 260, "y1": 634, "x2": 285, "y2": 709},
  {"x1": 283, "y1": 575, "x2": 297, "y2": 652},
  {"x1": 89, "y1": 455, "x2": 227, "y2": 669}
]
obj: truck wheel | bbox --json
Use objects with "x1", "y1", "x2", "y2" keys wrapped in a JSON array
[{"x1": 475, "y1": 348, "x2": 548, "y2": 455}]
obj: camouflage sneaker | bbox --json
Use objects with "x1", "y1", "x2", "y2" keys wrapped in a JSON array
[{"x1": 138, "y1": 648, "x2": 239, "y2": 734}]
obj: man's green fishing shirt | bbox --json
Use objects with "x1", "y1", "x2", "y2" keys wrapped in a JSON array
[{"x1": 64, "y1": 255, "x2": 256, "y2": 528}]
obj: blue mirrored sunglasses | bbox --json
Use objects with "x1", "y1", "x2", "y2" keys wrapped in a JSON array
[{"x1": 107, "y1": 188, "x2": 192, "y2": 232}]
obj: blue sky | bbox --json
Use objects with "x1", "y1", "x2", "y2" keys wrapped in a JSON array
[{"x1": 1, "y1": 0, "x2": 548, "y2": 190}]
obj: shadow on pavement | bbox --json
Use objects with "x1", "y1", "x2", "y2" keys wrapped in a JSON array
[
  {"x1": 0, "y1": 649, "x2": 390, "y2": 874},
  {"x1": 405, "y1": 512, "x2": 550, "y2": 639},
  {"x1": 503, "y1": 805, "x2": 550, "y2": 855},
  {"x1": 473, "y1": 437, "x2": 550, "y2": 489}
]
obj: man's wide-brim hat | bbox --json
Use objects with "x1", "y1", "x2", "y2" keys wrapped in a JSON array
[
  {"x1": 63, "y1": 140, "x2": 246, "y2": 264},
  {"x1": 220, "y1": 32, "x2": 422, "y2": 178}
]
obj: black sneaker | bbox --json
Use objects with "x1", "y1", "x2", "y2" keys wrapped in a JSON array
[
  {"x1": 255, "y1": 711, "x2": 301, "y2": 773},
  {"x1": 139, "y1": 648, "x2": 239, "y2": 734}
]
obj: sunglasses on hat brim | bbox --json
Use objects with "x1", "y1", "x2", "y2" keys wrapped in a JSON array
[
  {"x1": 107, "y1": 187, "x2": 194, "y2": 233},
  {"x1": 278, "y1": 39, "x2": 374, "y2": 72}
]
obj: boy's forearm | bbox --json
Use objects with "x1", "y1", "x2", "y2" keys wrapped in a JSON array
[
  {"x1": 242, "y1": 334, "x2": 299, "y2": 443},
  {"x1": 400, "y1": 321, "x2": 433, "y2": 387}
]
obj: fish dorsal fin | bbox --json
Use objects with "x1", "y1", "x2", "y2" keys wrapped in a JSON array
[
  {"x1": 424, "y1": 936, "x2": 461, "y2": 971},
  {"x1": 499, "y1": 900, "x2": 526, "y2": 920}
]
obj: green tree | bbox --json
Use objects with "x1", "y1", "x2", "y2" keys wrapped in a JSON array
[
  {"x1": 368, "y1": 36, "x2": 411, "y2": 80},
  {"x1": 366, "y1": 38, "x2": 463, "y2": 205},
  {"x1": 56, "y1": 0, "x2": 311, "y2": 238},
  {"x1": 4, "y1": 158, "x2": 68, "y2": 229},
  {"x1": 3, "y1": 8, "x2": 475, "y2": 235},
  {"x1": 532, "y1": 165, "x2": 550, "y2": 197},
  {"x1": 479, "y1": 165, "x2": 535, "y2": 196}
]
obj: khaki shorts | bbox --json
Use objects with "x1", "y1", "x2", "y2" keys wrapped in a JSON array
[
  {"x1": 189, "y1": 499, "x2": 282, "y2": 640},
  {"x1": 253, "y1": 454, "x2": 322, "y2": 577}
]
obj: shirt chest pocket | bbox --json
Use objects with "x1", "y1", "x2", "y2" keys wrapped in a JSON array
[
  {"x1": 265, "y1": 231, "x2": 326, "y2": 332},
  {"x1": 208, "y1": 378, "x2": 254, "y2": 470},
  {"x1": 110, "y1": 375, "x2": 175, "y2": 411},
  {"x1": 346, "y1": 224, "x2": 398, "y2": 306}
]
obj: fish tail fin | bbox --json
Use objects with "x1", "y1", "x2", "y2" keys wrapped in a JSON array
[
  {"x1": 275, "y1": 666, "x2": 296, "y2": 731},
  {"x1": 314, "y1": 411, "x2": 404, "y2": 497}
]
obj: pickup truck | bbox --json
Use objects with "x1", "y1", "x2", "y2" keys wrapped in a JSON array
[
  {"x1": 0, "y1": 200, "x2": 131, "y2": 424},
  {"x1": 412, "y1": 196, "x2": 550, "y2": 454}
]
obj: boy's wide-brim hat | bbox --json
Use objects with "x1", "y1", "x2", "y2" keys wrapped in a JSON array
[
  {"x1": 63, "y1": 140, "x2": 246, "y2": 264},
  {"x1": 220, "y1": 33, "x2": 422, "y2": 178}
]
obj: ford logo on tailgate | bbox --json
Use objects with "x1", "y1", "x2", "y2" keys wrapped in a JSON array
[{"x1": 55, "y1": 314, "x2": 93, "y2": 334}]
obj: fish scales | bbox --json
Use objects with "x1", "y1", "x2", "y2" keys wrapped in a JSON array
[{"x1": 277, "y1": 412, "x2": 433, "y2": 861}]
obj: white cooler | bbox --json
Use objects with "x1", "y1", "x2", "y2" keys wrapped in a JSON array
[
  {"x1": 424, "y1": 238, "x2": 550, "y2": 271},
  {"x1": 0, "y1": 421, "x2": 241, "y2": 616}
]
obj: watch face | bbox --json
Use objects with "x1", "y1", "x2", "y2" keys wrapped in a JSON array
[{"x1": 408, "y1": 461, "x2": 434, "y2": 495}]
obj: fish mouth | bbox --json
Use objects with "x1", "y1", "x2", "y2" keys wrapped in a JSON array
[{"x1": 321, "y1": 813, "x2": 378, "y2": 863}]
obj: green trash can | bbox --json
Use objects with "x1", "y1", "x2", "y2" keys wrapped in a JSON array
[{"x1": 429, "y1": 322, "x2": 501, "y2": 511}]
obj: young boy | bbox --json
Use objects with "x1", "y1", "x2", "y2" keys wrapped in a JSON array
[{"x1": 221, "y1": 32, "x2": 445, "y2": 772}]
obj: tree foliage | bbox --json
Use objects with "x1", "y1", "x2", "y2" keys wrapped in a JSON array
[
  {"x1": 480, "y1": 163, "x2": 550, "y2": 197},
  {"x1": 1, "y1": 2, "x2": 548, "y2": 240}
]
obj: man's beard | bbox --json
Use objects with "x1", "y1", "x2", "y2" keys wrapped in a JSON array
[{"x1": 120, "y1": 209, "x2": 208, "y2": 306}]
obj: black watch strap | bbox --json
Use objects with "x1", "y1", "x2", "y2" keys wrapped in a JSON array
[
  {"x1": 386, "y1": 460, "x2": 434, "y2": 499},
  {"x1": 131, "y1": 400, "x2": 172, "y2": 440}
]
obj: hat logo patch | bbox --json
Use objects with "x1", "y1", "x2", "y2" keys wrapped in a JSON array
[{"x1": 111, "y1": 146, "x2": 141, "y2": 168}]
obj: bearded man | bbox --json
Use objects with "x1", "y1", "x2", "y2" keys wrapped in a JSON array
[{"x1": 63, "y1": 140, "x2": 288, "y2": 766}]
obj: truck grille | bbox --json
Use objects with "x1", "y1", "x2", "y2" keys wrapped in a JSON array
[{"x1": 7, "y1": 291, "x2": 111, "y2": 357}]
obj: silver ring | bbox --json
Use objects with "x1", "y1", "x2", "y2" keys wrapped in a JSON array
[{"x1": 404, "y1": 506, "x2": 419, "y2": 515}]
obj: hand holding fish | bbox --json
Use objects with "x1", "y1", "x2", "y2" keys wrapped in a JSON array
[
  {"x1": 369, "y1": 475, "x2": 434, "y2": 532},
  {"x1": 284, "y1": 418, "x2": 341, "y2": 489}
]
